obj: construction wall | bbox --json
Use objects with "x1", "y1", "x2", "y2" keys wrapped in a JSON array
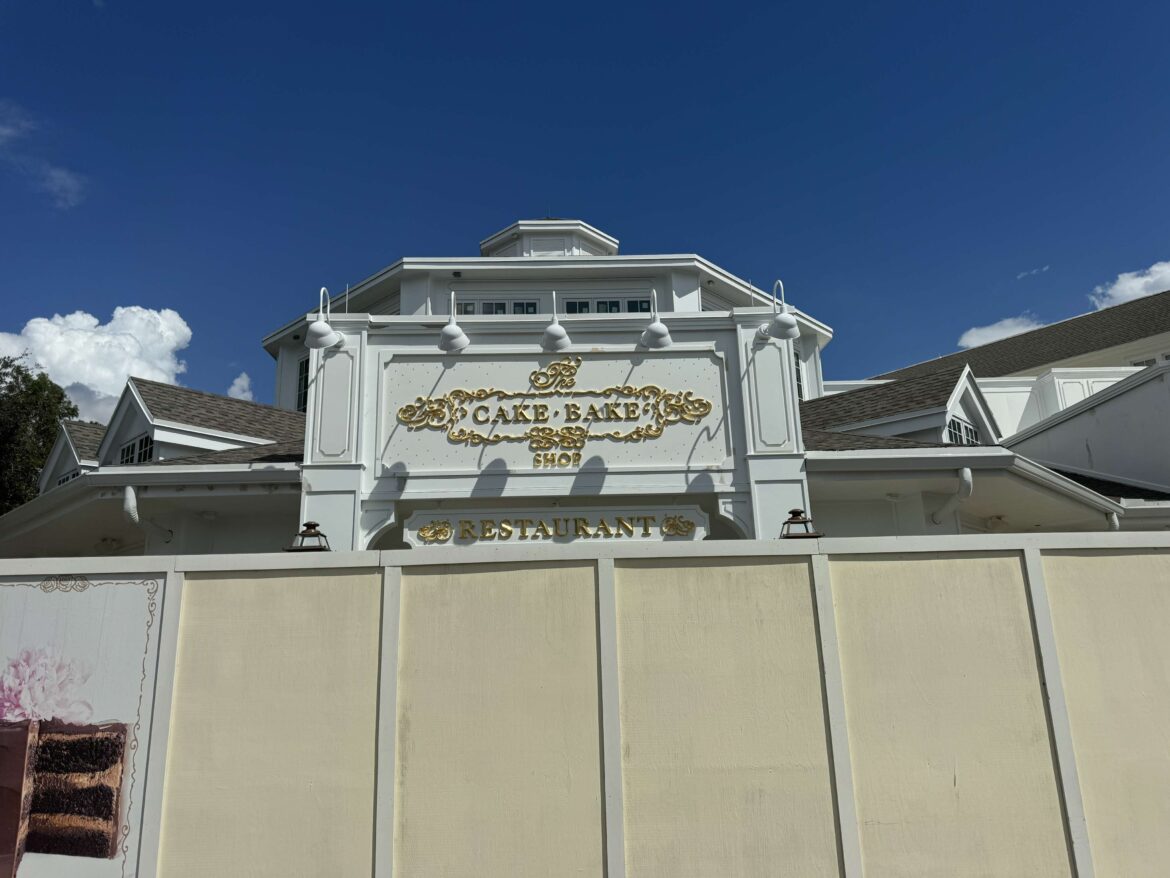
[{"x1": 3, "y1": 534, "x2": 1170, "y2": 877}]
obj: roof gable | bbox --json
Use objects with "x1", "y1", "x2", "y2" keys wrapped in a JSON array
[
  {"x1": 873, "y1": 288, "x2": 1170, "y2": 380},
  {"x1": 62, "y1": 420, "x2": 105, "y2": 461},
  {"x1": 801, "y1": 367, "x2": 967, "y2": 432}
]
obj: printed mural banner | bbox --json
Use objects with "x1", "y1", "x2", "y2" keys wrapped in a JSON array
[{"x1": 0, "y1": 574, "x2": 163, "y2": 878}]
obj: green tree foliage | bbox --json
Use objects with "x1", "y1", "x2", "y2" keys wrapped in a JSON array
[{"x1": 0, "y1": 355, "x2": 79, "y2": 514}]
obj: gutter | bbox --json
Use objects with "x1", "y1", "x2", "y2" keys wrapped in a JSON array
[
  {"x1": 122, "y1": 485, "x2": 173, "y2": 545},
  {"x1": 931, "y1": 468, "x2": 973, "y2": 524}
]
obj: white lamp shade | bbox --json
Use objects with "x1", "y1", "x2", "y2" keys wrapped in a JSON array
[
  {"x1": 439, "y1": 319, "x2": 470, "y2": 352},
  {"x1": 306, "y1": 319, "x2": 343, "y2": 349},
  {"x1": 639, "y1": 319, "x2": 672, "y2": 349},
  {"x1": 541, "y1": 321, "x2": 572, "y2": 352},
  {"x1": 768, "y1": 311, "x2": 800, "y2": 340}
]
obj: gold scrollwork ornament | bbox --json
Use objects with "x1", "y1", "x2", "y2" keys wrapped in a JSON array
[
  {"x1": 660, "y1": 515, "x2": 696, "y2": 537},
  {"x1": 417, "y1": 520, "x2": 453, "y2": 544}
]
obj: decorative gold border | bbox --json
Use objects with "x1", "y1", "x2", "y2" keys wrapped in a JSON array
[
  {"x1": 396, "y1": 356, "x2": 713, "y2": 451},
  {"x1": 1, "y1": 574, "x2": 160, "y2": 877},
  {"x1": 417, "y1": 520, "x2": 453, "y2": 544}
]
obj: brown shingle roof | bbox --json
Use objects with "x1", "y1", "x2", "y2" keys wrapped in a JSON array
[
  {"x1": 129, "y1": 377, "x2": 304, "y2": 442},
  {"x1": 802, "y1": 429, "x2": 948, "y2": 451},
  {"x1": 62, "y1": 420, "x2": 106, "y2": 460},
  {"x1": 873, "y1": 288, "x2": 1170, "y2": 380},
  {"x1": 800, "y1": 367, "x2": 966, "y2": 432}
]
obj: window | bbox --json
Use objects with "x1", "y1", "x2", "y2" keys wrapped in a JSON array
[
  {"x1": 457, "y1": 300, "x2": 538, "y2": 315},
  {"x1": 119, "y1": 434, "x2": 154, "y2": 464},
  {"x1": 56, "y1": 469, "x2": 80, "y2": 486},
  {"x1": 1132, "y1": 357, "x2": 1157, "y2": 368},
  {"x1": 946, "y1": 417, "x2": 979, "y2": 446},
  {"x1": 296, "y1": 356, "x2": 309, "y2": 413},
  {"x1": 793, "y1": 342, "x2": 805, "y2": 401},
  {"x1": 565, "y1": 297, "x2": 651, "y2": 314}
]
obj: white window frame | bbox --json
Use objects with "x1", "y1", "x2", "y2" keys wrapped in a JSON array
[
  {"x1": 296, "y1": 356, "x2": 310, "y2": 413},
  {"x1": 120, "y1": 434, "x2": 154, "y2": 464},
  {"x1": 946, "y1": 416, "x2": 979, "y2": 446}
]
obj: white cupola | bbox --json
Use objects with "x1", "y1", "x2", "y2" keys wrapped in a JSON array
[{"x1": 479, "y1": 219, "x2": 619, "y2": 258}]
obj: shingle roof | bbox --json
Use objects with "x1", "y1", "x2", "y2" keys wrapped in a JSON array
[
  {"x1": 62, "y1": 420, "x2": 106, "y2": 460},
  {"x1": 802, "y1": 429, "x2": 948, "y2": 451},
  {"x1": 800, "y1": 367, "x2": 966, "y2": 431},
  {"x1": 1051, "y1": 470, "x2": 1170, "y2": 502},
  {"x1": 154, "y1": 440, "x2": 304, "y2": 466},
  {"x1": 873, "y1": 288, "x2": 1170, "y2": 380},
  {"x1": 130, "y1": 377, "x2": 305, "y2": 442}
]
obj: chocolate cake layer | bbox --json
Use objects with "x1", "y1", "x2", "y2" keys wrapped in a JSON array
[
  {"x1": 0, "y1": 720, "x2": 39, "y2": 878},
  {"x1": 27, "y1": 723, "x2": 126, "y2": 860}
]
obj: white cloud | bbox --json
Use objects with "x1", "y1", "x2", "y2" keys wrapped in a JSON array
[
  {"x1": 1090, "y1": 259, "x2": 1170, "y2": 310},
  {"x1": 0, "y1": 307, "x2": 192, "y2": 421},
  {"x1": 1016, "y1": 265, "x2": 1050, "y2": 280},
  {"x1": 227, "y1": 372, "x2": 253, "y2": 401},
  {"x1": 0, "y1": 99, "x2": 87, "y2": 209},
  {"x1": 957, "y1": 314, "x2": 1046, "y2": 349}
]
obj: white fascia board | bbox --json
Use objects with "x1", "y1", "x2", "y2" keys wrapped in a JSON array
[
  {"x1": 804, "y1": 446, "x2": 1015, "y2": 471},
  {"x1": 1003, "y1": 362, "x2": 1170, "y2": 446},
  {"x1": 151, "y1": 420, "x2": 274, "y2": 448},
  {"x1": 1019, "y1": 459, "x2": 1170, "y2": 497},
  {"x1": 1007, "y1": 456, "x2": 1125, "y2": 514},
  {"x1": 825, "y1": 406, "x2": 949, "y2": 435},
  {"x1": 94, "y1": 464, "x2": 301, "y2": 484}
]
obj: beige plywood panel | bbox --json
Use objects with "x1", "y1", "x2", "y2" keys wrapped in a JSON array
[
  {"x1": 831, "y1": 553, "x2": 1071, "y2": 877},
  {"x1": 157, "y1": 569, "x2": 381, "y2": 877},
  {"x1": 1044, "y1": 550, "x2": 1170, "y2": 877},
  {"x1": 615, "y1": 558, "x2": 839, "y2": 877},
  {"x1": 394, "y1": 561, "x2": 603, "y2": 877}
]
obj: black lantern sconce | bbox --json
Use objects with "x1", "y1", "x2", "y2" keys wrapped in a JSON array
[
  {"x1": 285, "y1": 521, "x2": 332, "y2": 552},
  {"x1": 780, "y1": 509, "x2": 823, "y2": 539}
]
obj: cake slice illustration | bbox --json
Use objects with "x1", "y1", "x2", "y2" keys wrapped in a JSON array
[
  {"x1": 0, "y1": 720, "x2": 39, "y2": 878},
  {"x1": 0, "y1": 648, "x2": 129, "y2": 873}
]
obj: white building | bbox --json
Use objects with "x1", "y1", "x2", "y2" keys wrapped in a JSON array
[{"x1": 3, "y1": 218, "x2": 1168, "y2": 557}]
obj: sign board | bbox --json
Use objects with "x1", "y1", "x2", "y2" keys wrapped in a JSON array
[
  {"x1": 404, "y1": 505, "x2": 709, "y2": 547},
  {"x1": 380, "y1": 352, "x2": 729, "y2": 473}
]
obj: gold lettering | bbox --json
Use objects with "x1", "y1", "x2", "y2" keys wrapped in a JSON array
[
  {"x1": 572, "y1": 452, "x2": 581, "y2": 466},
  {"x1": 595, "y1": 518, "x2": 614, "y2": 538},
  {"x1": 556, "y1": 452, "x2": 572, "y2": 467},
  {"x1": 636, "y1": 515, "x2": 655, "y2": 537},
  {"x1": 494, "y1": 406, "x2": 511, "y2": 424},
  {"x1": 585, "y1": 403, "x2": 605, "y2": 421},
  {"x1": 459, "y1": 520, "x2": 476, "y2": 540},
  {"x1": 480, "y1": 519, "x2": 496, "y2": 539},
  {"x1": 498, "y1": 521, "x2": 513, "y2": 540},
  {"x1": 625, "y1": 402, "x2": 640, "y2": 419},
  {"x1": 616, "y1": 517, "x2": 635, "y2": 538},
  {"x1": 604, "y1": 403, "x2": 622, "y2": 420},
  {"x1": 512, "y1": 404, "x2": 532, "y2": 423},
  {"x1": 565, "y1": 402, "x2": 581, "y2": 422},
  {"x1": 553, "y1": 518, "x2": 569, "y2": 537},
  {"x1": 533, "y1": 404, "x2": 550, "y2": 422},
  {"x1": 535, "y1": 520, "x2": 553, "y2": 538},
  {"x1": 517, "y1": 518, "x2": 534, "y2": 538},
  {"x1": 472, "y1": 405, "x2": 490, "y2": 424},
  {"x1": 541, "y1": 452, "x2": 556, "y2": 467},
  {"x1": 574, "y1": 518, "x2": 592, "y2": 537}
]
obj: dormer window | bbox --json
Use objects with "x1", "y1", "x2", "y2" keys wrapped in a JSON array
[
  {"x1": 946, "y1": 417, "x2": 979, "y2": 446},
  {"x1": 119, "y1": 434, "x2": 154, "y2": 464},
  {"x1": 56, "y1": 470, "x2": 80, "y2": 486}
]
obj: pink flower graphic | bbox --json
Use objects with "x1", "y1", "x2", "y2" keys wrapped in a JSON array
[{"x1": 0, "y1": 647, "x2": 94, "y2": 723}]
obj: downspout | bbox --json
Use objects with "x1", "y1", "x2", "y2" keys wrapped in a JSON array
[
  {"x1": 1106, "y1": 512, "x2": 1120, "y2": 531},
  {"x1": 123, "y1": 485, "x2": 174, "y2": 545},
  {"x1": 931, "y1": 467, "x2": 974, "y2": 525}
]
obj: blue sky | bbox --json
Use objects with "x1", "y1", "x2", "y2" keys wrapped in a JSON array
[{"x1": 1, "y1": 1, "x2": 1168, "y2": 417}]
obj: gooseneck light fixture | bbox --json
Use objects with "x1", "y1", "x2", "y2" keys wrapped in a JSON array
[
  {"x1": 756, "y1": 279, "x2": 800, "y2": 342},
  {"x1": 541, "y1": 290, "x2": 572, "y2": 352},
  {"x1": 639, "y1": 288, "x2": 673, "y2": 349},
  {"x1": 306, "y1": 287, "x2": 344, "y2": 350},
  {"x1": 438, "y1": 290, "x2": 470, "y2": 353}
]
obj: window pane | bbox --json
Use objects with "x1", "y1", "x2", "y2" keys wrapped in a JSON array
[
  {"x1": 512, "y1": 301, "x2": 537, "y2": 315},
  {"x1": 566, "y1": 301, "x2": 589, "y2": 314},
  {"x1": 626, "y1": 299, "x2": 651, "y2": 313},
  {"x1": 456, "y1": 302, "x2": 476, "y2": 316},
  {"x1": 296, "y1": 357, "x2": 309, "y2": 413}
]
